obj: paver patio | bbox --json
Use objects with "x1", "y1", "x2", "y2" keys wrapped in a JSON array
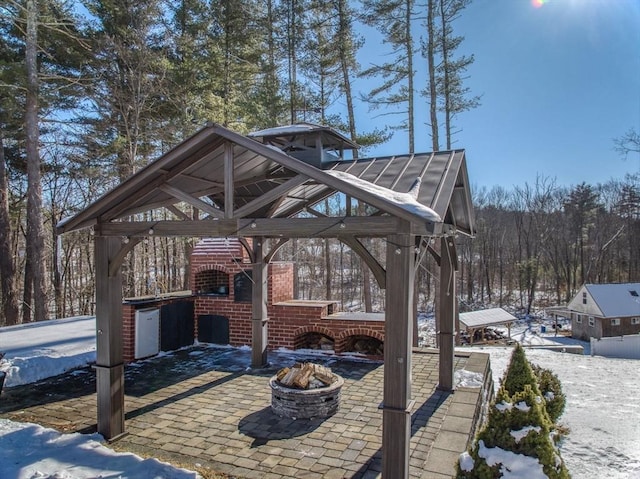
[{"x1": 0, "y1": 346, "x2": 491, "y2": 478}]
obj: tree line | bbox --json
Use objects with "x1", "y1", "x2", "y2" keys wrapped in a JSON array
[
  {"x1": 288, "y1": 172, "x2": 639, "y2": 317},
  {"x1": 1, "y1": 0, "x2": 637, "y2": 326}
]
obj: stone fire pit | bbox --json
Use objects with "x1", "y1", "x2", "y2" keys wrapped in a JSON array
[{"x1": 269, "y1": 363, "x2": 344, "y2": 419}]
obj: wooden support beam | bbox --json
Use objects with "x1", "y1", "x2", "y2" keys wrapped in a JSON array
[
  {"x1": 234, "y1": 174, "x2": 309, "y2": 218},
  {"x1": 382, "y1": 220, "x2": 414, "y2": 479},
  {"x1": 438, "y1": 236, "x2": 457, "y2": 392},
  {"x1": 238, "y1": 237, "x2": 255, "y2": 263},
  {"x1": 159, "y1": 184, "x2": 224, "y2": 219},
  {"x1": 339, "y1": 236, "x2": 386, "y2": 289},
  {"x1": 108, "y1": 238, "x2": 141, "y2": 277},
  {"x1": 252, "y1": 237, "x2": 269, "y2": 367},
  {"x1": 94, "y1": 236, "x2": 125, "y2": 440},
  {"x1": 265, "y1": 237, "x2": 290, "y2": 264},
  {"x1": 165, "y1": 204, "x2": 190, "y2": 221},
  {"x1": 98, "y1": 217, "x2": 409, "y2": 238},
  {"x1": 224, "y1": 141, "x2": 234, "y2": 218}
]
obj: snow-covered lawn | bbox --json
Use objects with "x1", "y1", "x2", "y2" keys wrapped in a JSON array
[
  {"x1": 0, "y1": 419, "x2": 198, "y2": 479},
  {"x1": 0, "y1": 316, "x2": 97, "y2": 387},
  {"x1": 464, "y1": 345, "x2": 640, "y2": 479},
  {"x1": 1, "y1": 316, "x2": 640, "y2": 478}
]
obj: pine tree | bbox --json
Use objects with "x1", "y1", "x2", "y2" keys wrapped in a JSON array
[{"x1": 360, "y1": 0, "x2": 416, "y2": 153}]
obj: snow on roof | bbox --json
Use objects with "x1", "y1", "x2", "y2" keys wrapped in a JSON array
[
  {"x1": 583, "y1": 283, "x2": 640, "y2": 318},
  {"x1": 323, "y1": 170, "x2": 441, "y2": 223},
  {"x1": 249, "y1": 123, "x2": 321, "y2": 137},
  {"x1": 248, "y1": 123, "x2": 358, "y2": 148},
  {"x1": 459, "y1": 308, "x2": 517, "y2": 329}
]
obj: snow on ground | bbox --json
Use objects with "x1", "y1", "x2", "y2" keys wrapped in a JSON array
[
  {"x1": 463, "y1": 344, "x2": 640, "y2": 479},
  {"x1": 1, "y1": 315, "x2": 640, "y2": 478},
  {"x1": 0, "y1": 316, "x2": 97, "y2": 387},
  {"x1": 0, "y1": 418, "x2": 199, "y2": 479}
]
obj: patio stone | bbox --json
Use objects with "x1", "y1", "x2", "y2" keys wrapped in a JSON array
[{"x1": 0, "y1": 346, "x2": 490, "y2": 478}]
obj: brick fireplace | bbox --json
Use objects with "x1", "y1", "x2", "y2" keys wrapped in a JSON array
[{"x1": 122, "y1": 237, "x2": 386, "y2": 362}]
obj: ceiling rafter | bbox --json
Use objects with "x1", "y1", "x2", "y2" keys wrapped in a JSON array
[{"x1": 159, "y1": 184, "x2": 224, "y2": 219}]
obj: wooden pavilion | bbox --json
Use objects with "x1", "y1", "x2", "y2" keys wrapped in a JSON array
[{"x1": 57, "y1": 122, "x2": 475, "y2": 478}]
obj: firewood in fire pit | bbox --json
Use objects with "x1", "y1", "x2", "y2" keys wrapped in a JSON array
[{"x1": 275, "y1": 362, "x2": 337, "y2": 389}]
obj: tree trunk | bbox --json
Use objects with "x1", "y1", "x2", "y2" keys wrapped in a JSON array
[
  {"x1": 439, "y1": 0, "x2": 452, "y2": 149},
  {"x1": 24, "y1": 0, "x2": 49, "y2": 321},
  {"x1": 0, "y1": 132, "x2": 19, "y2": 326},
  {"x1": 426, "y1": 0, "x2": 439, "y2": 151},
  {"x1": 338, "y1": 0, "x2": 357, "y2": 158},
  {"x1": 405, "y1": 0, "x2": 415, "y2": 154}
]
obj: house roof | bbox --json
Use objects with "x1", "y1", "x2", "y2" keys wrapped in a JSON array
[
  {"x1": 459, "y1": 308, "x2": 517, "y2": 329},
  {"x1": 57, "y1": 123, "x2": 475, "y2": 238},
  {"x1": 575, "y1": 283, "x2": 640, "y2": 318}
]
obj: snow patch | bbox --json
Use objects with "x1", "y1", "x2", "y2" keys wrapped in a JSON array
[
  {"x1": 515, "y1": 401, "x2": 531, "y2": 412},
  {"x1": 478, "y1": 440, "x2": 548, "y2": 479},
  {"x1": 496, "y1": 401, "x2": 513, "y2": 412},
  {"x1": 0, "y1": 419, "x2": 199, "y2": 479},
  {"x1": 324, "y1": 170, "x2": 441, "y2": 223},
  {"x1": 510, "y1": 425, "x2": 542, "y2": 443},
  {"x1": 455, "y1": 369, "x2": 484, "y2": 388},
  {"x1": 459, "y1": 451, "x2": 474, "y2": 472}
]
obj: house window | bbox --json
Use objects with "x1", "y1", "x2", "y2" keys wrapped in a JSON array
[
  {"x1": 582, "y1": 292, "x2": 587, "y2": 304},
  {"x1": 632, "y1": 318, "x2": 640, "y2": 325},
  {"x1": 576, "y1": 316, "x2": 582, "y2": 324},
  {"x1": 588, "y1": 316, "x2": 595, "y2": 327},
  {"x1": 611, "y1": 318, "x2": 621, "y2": 326}
]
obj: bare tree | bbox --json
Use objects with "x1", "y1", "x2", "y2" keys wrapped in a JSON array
[{"x1": 0, "y1": 131, "x2": 19, "y2": 325}]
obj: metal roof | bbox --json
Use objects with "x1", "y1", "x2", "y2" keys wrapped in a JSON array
[
  {"x1": 248, "y1": 122, "x2": 359, "y2": 150},
  {"x1": 459, "y1": 308, "x2": 517, "y2": 329},
  {"x1": 57, "y1": 123, "x2": 475, "y2": 237}
]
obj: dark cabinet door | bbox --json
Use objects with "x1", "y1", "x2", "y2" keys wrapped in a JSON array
[
  {"x1": 197, "y1": 314, "x2": 230, "y2": 344},
  {"x1": 161, "y1": 300, "x2": 195, "y2": 351}
]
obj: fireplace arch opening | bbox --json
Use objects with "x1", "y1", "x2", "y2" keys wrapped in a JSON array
[
  {"x1": 195, "y1": 268, "x2": 230, "y2": 296},
  {"x1": 342, "y1": 335, "x2": 383, "y2": 356},
  {"x1": 294, "y1": 332, "x2": 335, "y2": 352}
]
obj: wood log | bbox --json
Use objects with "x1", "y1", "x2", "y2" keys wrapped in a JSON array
[
  {"x1": 276, "y1": 367, "x2": 290, "y2": 382},
  {"x1": 280, "y1": 367, "x2": 300, "y2": 387},
  {"x1": 293, "y1": 363, "x2": 314, "y2": 389},
  {"x1": 312, "y1": 364, "x2": 336, "y2": 386}
]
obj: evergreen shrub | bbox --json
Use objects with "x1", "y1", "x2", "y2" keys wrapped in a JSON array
[
  {"x1": 456, "y1": 345, "x2": 571, "y2": 479},
  {"x1": 532, "y1": 364, "x2": 566, "y2": 424}
]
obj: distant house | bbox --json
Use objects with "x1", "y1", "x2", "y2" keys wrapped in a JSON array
[{"x1": 567, "y1": 283, "x2": 640, "y2": 341}]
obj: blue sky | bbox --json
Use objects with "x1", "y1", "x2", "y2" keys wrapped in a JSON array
[{"x1": 353, "y1": 0, "x2": 640, "y2": 189}]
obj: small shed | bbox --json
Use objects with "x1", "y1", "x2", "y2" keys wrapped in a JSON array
[{"x1": 459, "y1": 308, "x2": 516, "y2": 344}]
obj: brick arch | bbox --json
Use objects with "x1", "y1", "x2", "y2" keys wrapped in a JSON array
[
  {"x1": 336, "y1": 328, "x2": 384, "y2": 355},
  {"x1": 292, "y1": 325, "x2": 335, "y2": 340},
  {"x1": 336, "y1": 328, "x2": 384, "y2": 343},
  {"x1": 193, "y1": 264, "x2": 232, "y2": 275},
  {"x1": 292, "y1": 326, "x2": 336, "y2": 351}
]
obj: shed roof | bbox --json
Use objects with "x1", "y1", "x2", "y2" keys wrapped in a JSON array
[
  {"x1": 57, "y1": 123, "x2": 474, "y2": 238},
  {"x1": 459, "y1": 308, "x2": 517, "y2": 329}
]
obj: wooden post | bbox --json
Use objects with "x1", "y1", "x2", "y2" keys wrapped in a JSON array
[
  {"x1": 252, "y1": 237, "x2": 268, "y2": 367},
  {"x1": 438, "y1": 236, "x2": 457, "y2": 391},
  {"x1": 382, "y1": 221, "x2": 414, "y2": 478},
  {"x1": 94, "y1": 236, "x2": 125, "y2": 439}
]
